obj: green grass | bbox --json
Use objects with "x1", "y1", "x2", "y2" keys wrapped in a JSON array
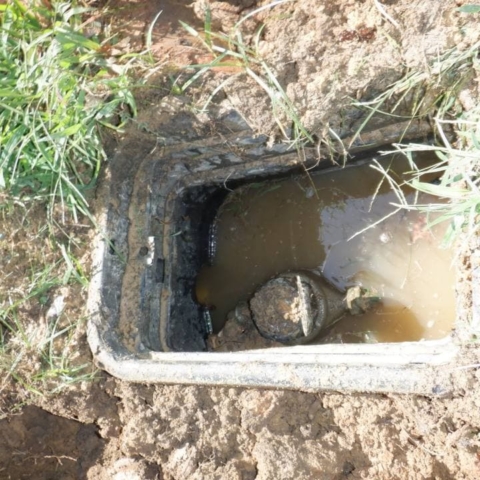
[
  {"x1": 352, "y1": 39, "x2": 480, "y2": 247},
  {"x1": 0, "y1": 218, "x2": 95, "y2": 397},
  {"x1": 376, "y1": 132, "x2": 480, "y2": 248},
  {"x1": 177, "y1": 1, "x2": 321, "y2": 150},
  {"x1": 0, "y1": 0, "x2": 139, "y2": 399},
  {"x1": 349, "y1": 40, "x2": 479, "y2": 149},
  {"x1": 0, "y1": 0, "x2": 137, "y2": 222}
]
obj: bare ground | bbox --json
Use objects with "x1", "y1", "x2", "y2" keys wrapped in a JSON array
[{"x1": 2, "y1": 0, "x2": 480, "y2": 479}]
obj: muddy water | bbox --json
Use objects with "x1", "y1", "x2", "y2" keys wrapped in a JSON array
[{"x1": 195, "y1": 154, "x2": 455, "y2": 343}]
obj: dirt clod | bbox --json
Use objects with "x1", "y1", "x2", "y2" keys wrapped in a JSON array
[
  {"x1": 207, "y1": 301, "x2": 282, "y2": 351},
  {"x1": 345, "y1": 286, "x2": 381, "y2": 316}
]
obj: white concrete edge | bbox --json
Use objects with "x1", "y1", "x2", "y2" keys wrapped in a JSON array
[{"x1": 87, "y1": 307, "x2": 458, "y2": 394}]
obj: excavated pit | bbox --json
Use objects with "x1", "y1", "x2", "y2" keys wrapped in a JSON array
[
  {"x1": 197, "y1": 153, "x2": 455, "y2": 350},
  {"x1": 87, "y1": 120, "x2": 464, "y2": 393}
]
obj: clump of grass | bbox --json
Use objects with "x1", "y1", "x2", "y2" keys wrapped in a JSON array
[
  {"x1": 0, "y1": 0, "x2": 136, "y2": 222},
  {"x1": 0, "y1": 274, "x2": 93, "y2": 398},
  {"x1": 349, "y1": 40, "x2": 479, "y2": 148},
  {"x1": 177, "y1": 1, "x2": 324, "y2": 150},
  {"x1": 380, "y1": 122, "x2": 480, "y2": 248},
  {"x1": 0, "y1": 207, "x2": 95, "y2": 398},
  {"x1": 353, "y1": 39, "x2": 480, "y2": 246}
]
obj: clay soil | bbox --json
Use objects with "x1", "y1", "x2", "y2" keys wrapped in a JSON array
[{"x1": 2, "y1": 0, "x2": 480, "y2": 479}]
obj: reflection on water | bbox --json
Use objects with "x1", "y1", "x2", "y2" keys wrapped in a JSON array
[{"x1": 195, "y1": 154, "x2": 455, "y2": 343}]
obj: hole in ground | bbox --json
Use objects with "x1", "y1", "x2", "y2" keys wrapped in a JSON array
[{"x1": 189, "y1": 152, "x2": 455, "y2": 351}]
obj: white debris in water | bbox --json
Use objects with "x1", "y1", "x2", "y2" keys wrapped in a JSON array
[{"x1": 379, "y1": 231, "x2": 393, "y2": 243}]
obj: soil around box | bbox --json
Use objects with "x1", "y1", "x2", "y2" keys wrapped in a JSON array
[{"x1": 2, "y1": 0, "x2": 480, "y2": 479}]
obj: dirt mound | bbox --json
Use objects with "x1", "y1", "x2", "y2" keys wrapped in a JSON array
[
  {"x1": 26, "y1": 359, "x2": 480, "y2": 479},
  {"x1": 201, "y1": 0, "x2": 479, "y2": 140}
]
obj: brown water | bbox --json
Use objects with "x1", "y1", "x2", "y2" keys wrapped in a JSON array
[{"x1": 195, "y1": 154, "x2": 456, "y2": 343}]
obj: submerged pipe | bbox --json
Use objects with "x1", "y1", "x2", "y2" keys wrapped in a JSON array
[{"x1": 250, "y1": 271, "x2": 345, "y2": 345}]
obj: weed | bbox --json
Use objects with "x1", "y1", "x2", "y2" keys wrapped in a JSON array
[
  {"x1": 382, "y1": 119, "x2": 480, "y2": 247},
  {"x1": 352, "y1": 39, "x2": 480, "y2": 245},
  {"x1": 349, "y1": 40, "x2": 479, "y2": 149},
  {"x1": 457, "y1": 5, "x2": 480, "y2": 14},
  {"x1": 177, "y1": 1, "x2": 321, "y2": 150},
  {"x1": 0, "y1": 214, "x2": 95, "y2": 397},
  {"x1": 0, "y1": 0, "x2": 137, "y2": 222},
  {"x1": 0, "y1": 2, "x2": 138, "y2": 398}
]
